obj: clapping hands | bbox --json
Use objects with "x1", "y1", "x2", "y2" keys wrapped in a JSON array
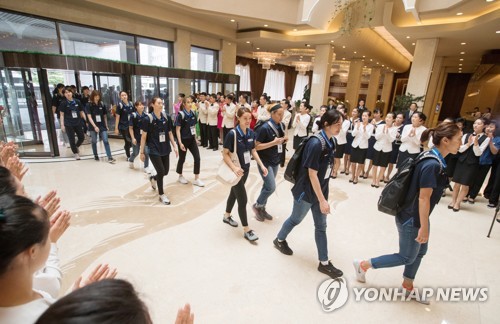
[{"x1": 71, "y1": 264, "x2": 118, "y2": 291}]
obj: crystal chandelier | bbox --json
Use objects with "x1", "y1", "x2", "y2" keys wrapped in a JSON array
[
  {"x1": 293, "y1": 62, "x2": 313, "y2": 75},
  {"x1": 252, "y1": 52, "x2": 283, "y2": 69}
]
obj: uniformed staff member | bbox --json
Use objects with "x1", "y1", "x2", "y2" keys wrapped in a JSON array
[
  {"x1": 51, "y1": 83, "x2": 69, "y2": 147},
  {"x1": 197, "y1": 92, "x2": 209, "y2": 148},
  {"x1": 175, "y1": 95, "x2": 204, "y2": 187},
  {"x1": 253, "y1": 103, "x2": 287, "y2": 222},
  {"x1": 274, "y1": 109, "x2": 344, "y2": 279},
  {"x1": 114, "y1": 91, "x2": 133, "y2": 160},
  {"x1": 128, "y1": 101, "x2": 149, "y2": 171},
  {"x1": 59, "y1": 87, "x2": 86, "y2": 160},
  {"x1": 85, "y1": 90, "x2": 116, "y2": 163},
  {"x1": 222, "y1": 107, "x2": 268, "y2": 243},
  {"x1": 140, "y1": 97, "x2": 178, "y2": 205}
]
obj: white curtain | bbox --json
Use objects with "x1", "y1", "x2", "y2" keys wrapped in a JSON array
[
  {"x1": 263, "y1": 69, "x2": 285, "y2": 101},
  {"x1": 235, "y1": 64, "x2": 251, "y2": 92},
  {"x1": 292, "y1": 74, "x2": 310, "y2": 102}
]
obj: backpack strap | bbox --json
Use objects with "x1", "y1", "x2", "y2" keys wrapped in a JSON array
[
  {"x1": 415, "y1": 151, "x2": 443, "y2": 174},
  {"x1": 313, "y1": 133, "x2": 326, "y2": 151},
  {"x1": 267, "y1": 120, "x2": 284, "y2": 138}
]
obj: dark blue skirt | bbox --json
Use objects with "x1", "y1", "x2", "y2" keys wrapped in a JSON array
[{"x1": 345, "y1": 132, "x2": 354, "y2": 155}]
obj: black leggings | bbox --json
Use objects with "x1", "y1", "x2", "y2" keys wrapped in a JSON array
[
  {"x1": 225, "y1": 171, "x2": 249, "y2": 227},
  {"x1": 120, "y1": 128, "x2": 132, "y2": 158},
  {"x1": 176, "y1": 137, "x2": 201, "y2": 175},
  {"x1": 65, "y1": 125, "x2": 84, "y2": 154},
  {"x1": 149, "y1": 154, "x2": 170, "y2": 195}
]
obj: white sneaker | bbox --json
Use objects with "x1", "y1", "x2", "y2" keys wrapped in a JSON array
[
  {"x1": 193, "y1": 179, "x2": 205, "y2": 187},
  {"x1": 150, "y1": 177, "x2": 157, "y2": 190},
  {"x1": 178, "y1": 175, "x2": 188, "y2": 184},
  {"x1": 129, "y1": 161, "x2": 134, "y2": 169},
  {"x1": 159, "y1": 194, "x2": 171, "y2": 205},
  {"x1": 74, "y1": 153, "x2": 81, "y2": 160},
  {"x1": 353, "y1": 260, "x2": 366, "y2": 283}
]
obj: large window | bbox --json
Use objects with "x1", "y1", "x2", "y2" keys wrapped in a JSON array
[
  {"x1": 59, "y1": 23, "x2": 136, "y2": 63},
  {"x1": 191, "y1": 46, "x2": 218, "y2": 72},
  {"x1": 138, "y1": 37, "x2": 172, "y2": 67},
  {"x1": 0, "y1": 11, "x2": 59, "y2": 53},
  {"x1": 235, "y1": 64, "x2": 251, "y2": 92},
  {"x1": 263, "y1": 69, "x2": 285, "y2": 101}
]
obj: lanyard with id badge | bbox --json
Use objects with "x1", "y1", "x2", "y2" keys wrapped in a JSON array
[
  {"x1": 236, "y1": 126, "x2": 252, "y2": 165},
  {"x1": 69, "y1": 101, "x2": 78, "y2": 118},
  {"x1": 319, "y1": 130, "x2": 334, "y2": 180}
]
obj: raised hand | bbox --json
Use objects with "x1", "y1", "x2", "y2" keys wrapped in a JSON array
[
  {"x1": 175, "y1": 304, "x2": 194, "y2": 324},
  {"x1": 71, "y1": 264, "x2": 118, "y2": 291},
  {"x1": 49, "y1": 210, "x2": 71, "y2": 243}
]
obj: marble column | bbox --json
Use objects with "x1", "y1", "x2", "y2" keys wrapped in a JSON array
[{"x1": 309, "y1": 44, "x2": 333, "y2": 112}]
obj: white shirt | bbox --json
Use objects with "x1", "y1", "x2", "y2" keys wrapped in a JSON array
[
  {"x1": 352, "y1": 123, "x2": 374, "y2": 149},
  {"x1": 399, "y1": 124, "x2": 427, "y2": 153},
  {"x1": 257, "y1": 105, "x2": 270, "y2": 122},
  {"x1": 207, "y1": 103, "x2": 219, "y2": 126},
  {"x1": 311, "y1": 116, "x2": 321, "y2": 134},
  {"x1": 293, "y1": 114, "x2": 311, "y2": 137},
  {"x1": 282, "y1": 110, "x2": 292, "y2": 128},
  {"x1": 198, "y1": 101, "x2": 208, "y2": 123},
  {"x1": 0, "y1": 290, "x2": 54, "y2": 324},
  {"x1": 458, "y1": 133, "x2": 490, "y2": 156},
  {"x1": 222, "y1": 103, "x2": 236, "y2": 128},
  {"x1": 33, "y1": 243, "x2": 62, "y2": 299},
  {"x1": 374, "y1": 125, "x2": 398, "y2": 152},
  {"x1": 334, "y1": 119, "x2": 350, "y2": 145}
]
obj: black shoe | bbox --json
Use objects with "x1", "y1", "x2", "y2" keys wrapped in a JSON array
[
  {"x1": 261, "y1": 208, "x2": 273, "y2": 221},
  {"x1": 487, "y1": 203, "x2": 497, "y2": 209},
  {"x1": 318, "y1": 261, "x2": 343, "y2": 279},
  {"x1": 252, "y1": 203, "x2": 265, "y2": 222},
  {"x1": 273, "y1": 238, "x2": 293, "y2": 255},
  {"x1": 94, "y1": 155, "x2": 99, "y2": 161}
]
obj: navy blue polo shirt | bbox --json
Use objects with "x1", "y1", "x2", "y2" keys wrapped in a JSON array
[
  {"x1": 59, "y1": 99, "x2": 84, "y2": 127},
  {"x1": 52, "y1": 94, "x2": 64, "y2": 118},
  {"x1": 175, "y1": 109, "x2": 197, "y2": 140},
  {"x1": 255, "y1": 119, "x2": 285, "y2": 166},
  {"x1": 291, "y1": 131, "x2": 335, "y2": 204},
  {"x1": 116, "y1": 101, "x2": 133, "y2": 130},
  {"x1": 141, "y1": 113, "x2": 173, "y2": 156},
  {"x1": 129, "y1": 111, "x2": 147, "y2": 142},
  {"x1": 398, "y1": 153, "x2": 448, "y2": 228},
  {"x1": 223, "y1": 126, "x2": 256, "y2": 172},
  {"x1": 85, "y1": 102, "x2": 107, "y2": 131}
]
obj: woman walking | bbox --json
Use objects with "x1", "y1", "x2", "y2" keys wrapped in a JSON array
[{"x1": 85, "y1": 90, "x2": 116, "y2": 163}]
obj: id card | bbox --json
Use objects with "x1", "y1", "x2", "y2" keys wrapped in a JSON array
[
  {"x1": 95, "y1": 115, "x2": 101, "y2": 123},
  {"x1": 72, "y1": 111, "x2": 77, "y2": 118},
  {"x1": 159, "y1": 132, "x2": 166, "y2": 143},
  {"x1": 325, "y1": 166, "x2": 332, "y2": 180},
  {"x1": 190, "y1": 126, "x2": 196, "y2": 135},
  {"x1": 244, "y1": 151, "x2": 251, "y2": 164},
  {"x1": 277, "y1": 144, "x2": 283, "y2": 153}
]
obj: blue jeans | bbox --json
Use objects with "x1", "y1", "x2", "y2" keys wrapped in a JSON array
[
  {"x1": 129, "y1": 143, "x2": 150, "y2": 168},
  {"x1": 370, "y1": 217, "x2": 429, "y2": 280},
  {"x1": 90, "y1": 130, "x2": 112, "y2": 158},
  {"x1": 277, "y1": 198, "x2": 328, "y2": 262},
  {"x1": 256, "y1": 164, "x2": 279, "y2": 207}
]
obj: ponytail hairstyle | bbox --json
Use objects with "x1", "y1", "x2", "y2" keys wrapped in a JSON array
[
  {"x1": 0, "y1": 194, "x2": 50, "y2": 275},
  {"x1": 421, "y1": 122, "x2": 460, "y2": 146},
  {"x1": 0, "y1": 167, "x2": 18, "y2": 196},
  {"x1": 317, "y1": 109, "x2": 342, "y2": 130},
  {"x1": 414, "y1": 112, "x2": 427, "y2": 123}
]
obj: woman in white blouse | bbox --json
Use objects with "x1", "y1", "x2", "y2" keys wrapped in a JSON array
[
  {"x1": 292, "y1": 102, "x2": 311, "y2": 150},
  {"x1": 397, "y1": 112, "x2": 427, "y2": 169},
  {"x1": 311, "y1": 105, "x2": 327, "y2": 134},
  {"x1": 333, "y1": 104, "x2": 349, "y2": 178},
  {"x1": 222, "y1": 94, "x2": 236, "y2": 140},
  {"x1": 371, "y1": 112, "x2": 398, "y2": 188},
  {"x1": 350, "y1": 110, "x2": 374, "y2": 184}
]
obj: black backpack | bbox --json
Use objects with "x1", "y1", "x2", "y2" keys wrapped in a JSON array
[
  {"x1": 284, "y1": 134, "x2": 326, "y2": 184},
  {"x1": 377, "y1": 151, "x2": 443, "y2": 216}
]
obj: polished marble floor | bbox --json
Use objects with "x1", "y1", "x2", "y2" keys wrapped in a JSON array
[{"x1": 22, "y1": 137, "x2": 498, "y2": 323}]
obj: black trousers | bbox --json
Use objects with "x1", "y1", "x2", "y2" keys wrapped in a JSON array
[
  {"x1": 484, "y1": 161, "x2": 498, "y2": 198},
  {"x1": 176, "y1": 137, "x2": 201, "y2": 175},
  {"x1": 120, "y1": 128, "x2": 132, "y2": 158},
  {"x1": 223, "y1": 127, "x2": 233, "y2": 143},
  {"x1": 208, "y1": 125, "x2": 218, "y2": 149},
  {"x1": 489, "y1": 163, "x2": 500, "y2": 205},
  {"x1": 65, "y1": 125, "x2": 84, "y2": 154},
  {"x1": 149, "y1": 154, "x2": 170, "y2": 196},
  {"x1": 225, "y1": 171, "x2": 249, "y2": 227},
  {"x1": 199, "y1": 121, "x2": 208, "y2": 147},
  {"x1": 468, "y1": 164, "x2": 491, "y2": 199}
]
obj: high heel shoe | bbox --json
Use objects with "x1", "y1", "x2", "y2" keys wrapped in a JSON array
[{"x1": 447, "y1": 205, "x2": 454, "y2": 209}]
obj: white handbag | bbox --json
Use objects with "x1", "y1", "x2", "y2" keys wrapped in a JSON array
[{"x1": 216, "y1": 130, "x2": 242, "y2": 186}]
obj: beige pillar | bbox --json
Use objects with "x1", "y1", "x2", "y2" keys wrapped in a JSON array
[
  {"x1": 423, "y1": 56, "x2": 444, "y2": 127},
  {"x1": 406, "y1": 38, "x2": 439, "y2": 107},
  {"x1": 345, "y1": 59, "x2": 363, "y2": 109},
  {"x1": 309, "y1": 45, "x2": 333, "y2": 112},
  {"x1": 380, "y1": 72, "x2": 394, "y2": 116},
  {"x1": 220, "y1": 40, "x2": 236, "y2": 74},
  {"x1": 366, "y1": 67, "x2": 382, "y2": 110},
  {"x1": 174, "y1": 29, "x2": 191, "y2": 69}
]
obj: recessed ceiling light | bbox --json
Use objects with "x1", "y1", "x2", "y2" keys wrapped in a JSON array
[
  {"x1": 364, "y1": 66, "x2": 367, "y2": 68},
  {"x1": 354, "y1": 51, "x2": 357, "y2": 54},
  {"x1": 460, "y1": 58, "x2": 464, "y2": 61},
  {"x1": 230, "y1": 19, "x2": 235, "y2": 22},
  {"x1": 382, "y1": 65, "x2": 385, "y2": 67},
  {"x1": 342, "y1": 57, "x2": 346, "y2": 60},
  {"x1": 342, "y1": 45, "x2": 346, "y2": 48},
  {"x1": 496, "y1": 30, "x2": 500, "y2": 33},
  {"x1": 306, "y1": 44, "x2": 311, "y2": 47},
  {"x1": 293, "y1": 28, "x2": 298, "y2": 31},
  {"x1": 460, "y1": 52, "x2": 465, "y2": 54},
  {"x1": 412, "y1": 43, "x2": 415, "y2": 46},
  {"x1": 299, "y1": 58, "x2": 302, "y2": 61},
  {"x1": 256, "y1": 47, "x2": 260, "y2": 50},
  {"x1": 461, "y1": 42, "x2": 466, "y2": 45},
  {"x1": 486, "y1": 0, "x2": 494, "y2": 2},
  {"x1": 245, "y1": 41, "x2": 250, "y2": 44},
  {"x1": 362, "y1": 55, "x2": 365, "y2": 58},
  {"x1": 330, "y1": 40, "x2": 334, "y2": 43},
  {"x1": 406, "y1": 36, "x2": 410, "y2": 39},
  {"x1": 459, "y1": 64, "x2": 463, "y2": 66},
  {"x1": 370, "y1": 59, "x2": 373, "y2": 61},
  {"x1": 264, "y1": 24, "x2": 268, "y2": 27},
  {"x1": 456, "y1": 12, "x2": 463, "y2": 15}
]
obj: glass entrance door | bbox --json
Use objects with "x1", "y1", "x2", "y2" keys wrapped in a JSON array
[
  {"x1": 94, "y1": 73, "x2": 122, "y2": 132},
  {"x1": 0, "y1": 68, "x2": 53, "y2": 156}
]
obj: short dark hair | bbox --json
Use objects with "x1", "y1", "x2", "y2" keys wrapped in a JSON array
[
  {"x1": 35, "y1": 279, "x2": 152, "y2": 324},
  {"x1": 0, "y1": 167, "x2": 17, "y2": 196},
  {"x1": 317, "y1": 109, "x2": 342, "y2": 130}
]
